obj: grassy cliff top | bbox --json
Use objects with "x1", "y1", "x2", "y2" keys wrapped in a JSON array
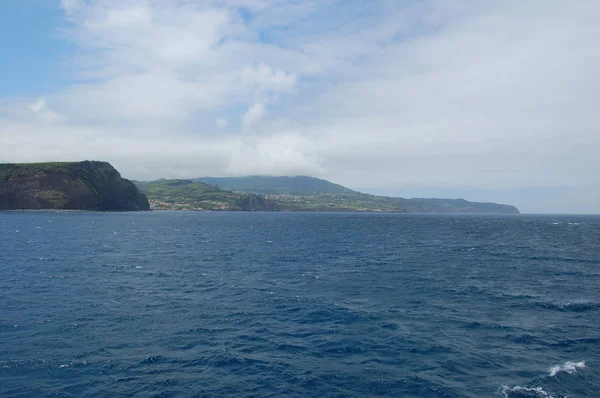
[
  {"x1": 0, "y1": 161, "x2": 149, "y2": 211},
  {"x1": 0, "y1": 161, "x2": 118, "y2": 181}
]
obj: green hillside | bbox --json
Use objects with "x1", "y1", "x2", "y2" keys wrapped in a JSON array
[
  {"x1": 135, "y1": 179, "x2": 279, "y2": 211},
  {"x1": 192, "y1": 175, "x2": 354, "y2": 195},
  {"x1": 136, "y1": 176, "x2": 519, "y2": 214},
  {"x1": 0, "y1": 161, "x2": 149, "y2": 211},
  {"x1": 190, "y1": 176, "x2": 519, "y2": 214}
]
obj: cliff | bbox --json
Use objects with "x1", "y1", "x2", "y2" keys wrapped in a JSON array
[{"x1": 0, "y1": 161, "x2": 150, "y2": 211}]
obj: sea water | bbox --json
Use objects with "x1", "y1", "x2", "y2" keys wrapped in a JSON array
[{"x1": 1, "y1": 212, "x2": 599, "y2": 397}]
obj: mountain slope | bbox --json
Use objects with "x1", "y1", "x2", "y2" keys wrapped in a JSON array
[
  {"x1": 0, "y1": 161, "x2": 150, "y2": 211},
  {"x1": 191, "y1": 175, "x2": 519, "y2": 214},
  {"x1": 192, "y1": 176, "x2": 354, "y2": 195},
  {"x1": 135, "y1": 179, "x2": 279, "y2": 211}
]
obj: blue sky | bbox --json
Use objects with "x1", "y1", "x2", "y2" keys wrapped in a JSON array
[
  {"x1": 0, "y1": 1, "x2": 69, "y2": 96},
  {"x1": 1, "y1": 0, "x2": 599, "y2": 213}
]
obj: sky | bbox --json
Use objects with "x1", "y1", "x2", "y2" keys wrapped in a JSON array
[{"x1": 1, "y1": 0, "x2": 599, "y2": 214}]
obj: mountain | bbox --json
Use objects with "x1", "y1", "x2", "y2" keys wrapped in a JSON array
[
  {"x1": 192, "y1": 176, "x2": 354, "y2": 195},
  {"x1": 135, "y1": 179, "x2": 279, "y2": 211},
  {"x1": 0, "y1": 161, "x2": 150, "y2": 211},
  {"x1": 192, "y1": 175, "x2": 519, "y2": 214}
]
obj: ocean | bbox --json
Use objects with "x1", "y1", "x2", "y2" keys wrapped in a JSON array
[{"x1": 1, "y1": 212, "x2": 598, "y2": 397}]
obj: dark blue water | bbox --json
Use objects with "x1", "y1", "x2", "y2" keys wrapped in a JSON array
[{"x1": 1, "y1": 212, "x2": 599, "y2": 397}]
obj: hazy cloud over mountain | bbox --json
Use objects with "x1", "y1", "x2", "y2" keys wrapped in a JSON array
[{"x1": 1, "y1": 0, "x2": 599, "y2": 213}]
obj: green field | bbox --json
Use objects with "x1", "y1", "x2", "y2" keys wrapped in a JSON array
[
  {"x1": 135, "y1": 179, "x2": 279, "y2": 211},
  {"x1": 137, "y1": 177, "x2": 519, "y2": 213}
]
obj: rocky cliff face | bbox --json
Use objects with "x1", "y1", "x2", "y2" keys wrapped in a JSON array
[
  {"x1": 0, "y1": 161, "x2": 150, "y2": 211},
  {"x1": 236, "y1": 193, "x2": 280, "y2": 211}
]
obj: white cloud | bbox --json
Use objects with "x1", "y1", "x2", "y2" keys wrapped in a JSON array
[
  {"x1": 30, "y1": 99, "x2": 46, "y2": 113},
  {"x1": 227, "y1": 132, "x2": 323, "y2": 176},
  {"x1": 242, "y1": 103, "x2": 266, "y2": 126},
  {"x1": 29, "y1": 98, "x2": 61, "y2": 124},
  {"x1": 0, "y1": 119, "x2": 322, "y2": 181},
  {"x1": 60, "y1": 0, "x2": 80, "y2": 14},
  {"x1": 216, "y1": 117, "x2": 229, "y2": 129},
  {"x1": 53, "y1": 1, "x2": 297, "y2": 126},
  {"x1": 241, "y1": 63, "x2": 297, "y2": 97},
  {"x1": 1, "y1": 0, "x2": 600, "y2": 212}
]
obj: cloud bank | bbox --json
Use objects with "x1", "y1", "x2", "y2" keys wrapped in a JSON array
[{"x1": 1, "y1": 0, "x2": 599, "y2": 212}]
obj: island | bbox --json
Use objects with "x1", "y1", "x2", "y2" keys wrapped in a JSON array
[
  {"x1": 137, "y1": 175, "x2": 520, "y2": 213},
  {"x1": 0, "y1": 161, "x2": 150, "y2": 211},
  {"x1": 0, "y1": 163, "x2": 519, "y2": 213}
]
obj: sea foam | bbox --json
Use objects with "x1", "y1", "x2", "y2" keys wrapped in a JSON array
[
  {"x1": 499, "y1": 385, "x2": 555, "y2": 398},
  {"x1": 548, "y1": 360, "x2": 585, "y2": 377}
]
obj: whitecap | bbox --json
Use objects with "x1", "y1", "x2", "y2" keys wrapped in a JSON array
[
  {"x1": 498, "y1": 385, "x2": 554, "y2": 398},
  {"x1": 135, "y1": 266, "x2": 143, "y2": 269},
  {"x1": 539, "y1": 299, "x2": 596, "y2": 312},
  {"x1": 548, "y1": 360, "x2": 585, "y2": 377}
]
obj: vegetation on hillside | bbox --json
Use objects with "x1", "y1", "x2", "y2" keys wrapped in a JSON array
[
  {"x1": 193, "y1": 175, "x2": 354, "y2": 195},
  {"x1": 139, "y1": 176, "x2": 519, "y2": 213},
  {"x1": 0, "y1": 161, "x2": 149, "y2": 211},
  {"x1": 1, "y1": 164, "x2": 518, "y2": 213},
  {"x1": 135, "y1": 179, "x2": 279, "y2": 211},
  {"x1": 192, "y1": 176, "x2": 519, "y2": 213}
]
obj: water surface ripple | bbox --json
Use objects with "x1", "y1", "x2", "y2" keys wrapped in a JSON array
[{"x1": 1, "y1": 212, "x2": 599, "y2": 397}]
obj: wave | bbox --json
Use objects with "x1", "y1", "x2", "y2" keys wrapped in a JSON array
[
  {"x1": 500, "y1": 360, "x2": 587, "y2": 397},
  {"x1": 498, "y1": 385, "x2": 555, "y2": 398},
  {"x1": 550, "y1": 337, "x2": 600, "y2": 348},
  {"x1": 548, "y1": 360, "x2": 585, "y2": 377},
  {"x1": 536, "y1": 300, "x2": 598, "y2": 312}
]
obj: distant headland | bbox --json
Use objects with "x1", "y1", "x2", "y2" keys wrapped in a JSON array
[{"x1": 0, "y1": 161, "x2": 150, "y2": 211}]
